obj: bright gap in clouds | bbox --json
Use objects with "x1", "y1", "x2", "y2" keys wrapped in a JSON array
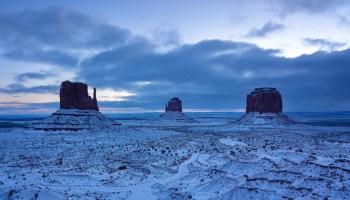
[{"x1": 92, "y1": 88, "x2": 137, "y2": 101}]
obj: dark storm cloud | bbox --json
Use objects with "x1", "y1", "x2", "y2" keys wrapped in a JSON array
[
  {"x1": 0, "y1": 6, "x2": 349, "y2": 111},
  {"x1": 0, "y1": 6, "x2": 131, "y2": 67},
  {"x1": 16, "y1": 71, "x2": 56, "y2": 82},
  {"x1": 0, "y1": 6, "x2": 130, "y2": 49},
  {"x1": 246, "y1": 22, "x2": 285, "y2": 37},
  {"x1": 303, "y1": 38, "x2": 346, "y2": 51},
  {"x1": 0, "y1": 84, "x2": 58, "y2": 94},
  {"x1": 5, "y1": 49, "x2": 78, "y2": 67},
  {"x1": 78, "y1": 38, "x2": 350, "y2": 111}
]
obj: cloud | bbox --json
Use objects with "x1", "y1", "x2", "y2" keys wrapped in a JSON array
[
  {"x1": 246, "y1": 22, "x2": 285, "y2": 37},
  {"x1": 16, "y1": 71, "x2": 57, "y2": 82},
  {"x1": 0, "y1": 84, "x2": 58, "y2": 94},
  {"x1": 0, "y1": 102, "x2": 58, "y2": 114},
  {"x1": 77, "y1": 38, "x2": 350, "y2": 111},
  {"x1": 303, "y1": 38, "x2": 346, "y2": 51},
  {"x1": 0, "y1": 6, "x2": 349, "y2": 112},
  {"x1": 0, "y1": 6, "x2": 131, "y2": 67},
  {"x1": 0, "y1": 6, "x2": 130, "y2": 49},
  {"x1": 5, "y1": 49, "x2": 78, "y2": 67},
  {"x1": 276, "y1": 0, "x2": 348, "y2": 15},
  {"x1": 149, "y1": 27, "x2": 182, "y2": 52}
]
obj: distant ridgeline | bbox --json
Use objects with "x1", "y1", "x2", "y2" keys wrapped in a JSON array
[{"x1": 29, "y1": 81, "x2": 121, "y2": 131}]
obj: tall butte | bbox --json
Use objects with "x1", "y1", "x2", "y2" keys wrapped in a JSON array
[
  {"x1": 60, "y1": 80, "x2": 99, "y2": 111},
  {"x1": 158, "y1": 97, "x2": 198, "y2": 123},
  {"x1": 236, "y1": 87, "x2": 293, "y2": 125},
  {"x1": 29, "y1": 80, "x2": 121, "y2": 131},
  {"x1": 165, "y1": 97, "x2": 183, "y2": 112},
  {"x1": 246, "y1": 87, "x2": 282, "y2": 114}
]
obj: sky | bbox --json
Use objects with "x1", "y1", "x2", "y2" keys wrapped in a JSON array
[{"x1": 0, "y1": 0, "x2": 349, "y2": 114}]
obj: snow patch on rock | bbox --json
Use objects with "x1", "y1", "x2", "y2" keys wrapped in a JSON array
[{"x1": 235, "y1": 112, "x2": 295, "y2": 126}]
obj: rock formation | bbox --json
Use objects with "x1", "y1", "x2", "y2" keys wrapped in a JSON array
[
  {"x1": 158, "y1": 97, "x2": 198, "y2": 123},
  {"x1": 165, "y1": 97, "x2": 182, "y2": 112},
  {"x1": 29, "y1": 80, "x2": 120, "y2": 131},
  {"x1": 246, "y1": 87, "x2": 282, "y2": 114},
  {"x1": 60, "y1": 81, "x2": 99, "y2": 111},
  {"x1": 236, "y1": 87, "x2": 294, "y2": 125}
]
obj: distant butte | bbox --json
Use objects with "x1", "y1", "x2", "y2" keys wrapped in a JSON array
[
  {"x1": 159, "y1": 97, "x2": 198, "y2": 123},
  {"x1": 246, "y1": 87, "x2": 282, "y2": 114},
  {"x1": 165, "y1": 97, "x2": 182, "y2": 112},
  {"x1": 60, "y1": 80, "x2": 99, "y2": 111}
]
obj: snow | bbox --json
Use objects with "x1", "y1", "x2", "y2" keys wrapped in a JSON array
[
  {"x1": 235, "y1": 112, "x2": 294, "y2": 126},
  {"x1": 28, "y1": 109, "x2": 121, "y2": 130},
  {"x1": 158, "y1": 111, "x2": 199, "y2": 123},
  {"x1": 219, "y1": 138, "x2": 247, "y2": 147},
  {"x1": 0, "y1": 112, "x2": 349, "y2": 199}
]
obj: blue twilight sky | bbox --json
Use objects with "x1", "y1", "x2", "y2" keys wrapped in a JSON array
[{"x1": 0, "y1": 0, "x2": 349, "y2": 114}]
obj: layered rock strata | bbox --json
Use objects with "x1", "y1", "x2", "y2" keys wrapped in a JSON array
[
  {"x1": 246, "y1": 87, "x2": 282, "y2": 113},
  {"x1": 236, "y1": 87, "x2": 294, "y2": 125}
]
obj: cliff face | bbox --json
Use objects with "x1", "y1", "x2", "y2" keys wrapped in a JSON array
[
  {"x1": 246, "y1": 87, "x2": 282, "y2": 114},
  {"x1": 60, "y1": 81, "x2": 99, "y2": 111},
  {"x1": 165, "y1": 97, "x2": 182, "y2": 112}
]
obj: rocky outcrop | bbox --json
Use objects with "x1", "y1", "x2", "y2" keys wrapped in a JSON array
[
  {"x1": 246, "y1": 87, "x2": 282, "y2": 114},
  {"x1": 236, "y1": 112, "x2": 294, "y2": 126},
  {"x1": 60, "y1": 81, "x2": 99, "y2": 111},
  {"x1": 28, "y1": 80, "x2": 121, "y2": 131},
  {"x1": 235, "y1": 87, "x2": 294, "y2": 125},
  {"x1": 165, "y1": 97, "x2": 182, "y2": 112},
  {"x1": 30, "y1": 109, "x2": 121, "y2": 131},
  {"x1": 158, "y1": 97, "x2": 199, "y2": 123}
]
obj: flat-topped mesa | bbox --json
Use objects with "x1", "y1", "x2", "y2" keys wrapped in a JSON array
[
  {"x1": 60, "y1": 80, "x2": 99, "y2": 111},
  {"x1": 246, "y1": 87, "x2": 282, "y2": 114},
  {"x1": 165, "y1": 97, "x2": 182, "y2": 112}
]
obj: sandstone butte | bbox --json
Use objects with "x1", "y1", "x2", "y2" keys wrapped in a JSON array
[
  {"x1": 246, "y1": 87, "x2": 283, "y2": 114},
  {"x1": 60, "y1": 80, "x2": 99, "y2": 111},
  {"x1": 165, "y1": 97, "x2": 183, "y2": 112}
]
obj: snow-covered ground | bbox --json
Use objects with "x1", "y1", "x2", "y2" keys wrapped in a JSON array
[{"x1": 0, "y1": 113, "x2": 349, "y2": 199}]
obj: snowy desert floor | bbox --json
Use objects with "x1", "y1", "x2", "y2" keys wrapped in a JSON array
[{"x1": 0, "y1": 117, "x2": 350, "y2": 199}]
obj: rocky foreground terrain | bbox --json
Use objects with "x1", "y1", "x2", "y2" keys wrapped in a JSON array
[{"x1": 0, "y1": 119, "x2": 349, "y2": 199}]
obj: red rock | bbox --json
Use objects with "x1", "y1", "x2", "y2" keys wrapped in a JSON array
[
  {"x1": 165, "y1": 97, "x2": 182, "y2": 112},
  {"x1": 59, "y1": 80, "x2": 99, "y2": 111},
  {"x1": 246, "y1": 87, "x2": 282, "y2": 113}
]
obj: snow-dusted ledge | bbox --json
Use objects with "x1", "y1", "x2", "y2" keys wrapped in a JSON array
[
  {"x1": 158, "y1": 111, "x2": 199, "y2": 123},
  {"x1": 235, "y1": 112, "x2": 295, "y2": 126},
  {"x1": 28, "y1": 109, "x2": 121, "y2": 131}
]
